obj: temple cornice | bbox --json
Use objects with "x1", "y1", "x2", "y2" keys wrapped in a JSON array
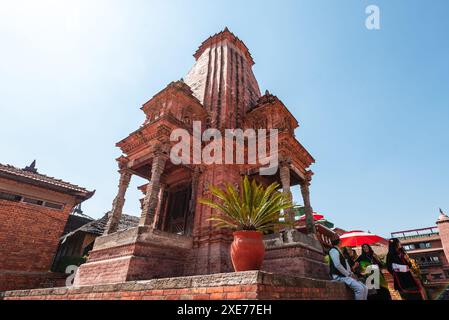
[
  {"x1": 116, "y1": 113, "x2": 197, "y2": 155},
  {"x1": 140, "y1": 80, "x2": 204, "y2": 116},
  {"x1": 246, "y1": 90, "x2": 299, "y2": 129}
]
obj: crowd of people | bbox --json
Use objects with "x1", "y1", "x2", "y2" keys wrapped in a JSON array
[{"x1": 328, "y1": 237, "x2": 424, "y2": 300}]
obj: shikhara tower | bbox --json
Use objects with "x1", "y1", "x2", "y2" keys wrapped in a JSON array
[
  {"x1": 184, "y1": 27, "x2": 260, "y2": 130},
  {"x1": 75, "y1": 28, "x2": 324, "y2": 286}
]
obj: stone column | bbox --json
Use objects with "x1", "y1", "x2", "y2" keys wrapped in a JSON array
[
  {"x1": 189, "y1": 167, "x2": 201, "y2": 214},
  {"x1": 185, "y1": 167, "x2": 201, "y2": 235},
  {"x1": 139, "y1": 155, "x2": 167, "y2": 227},
  {"x1": 300, "y1": 171, "x2": 316, "y2": 235},
  {"x1": 105, "y1": 169, "x2": 132, "y2": 234},
  {"x1": 279, "y1": 161, "x2": 295, "y2": 228},
  {"x1": 152, "y1": 183, "x2": 166, "y2": 229},
  {"x1": 159, "y1": 192, "x2": 170, "y2": 231}
]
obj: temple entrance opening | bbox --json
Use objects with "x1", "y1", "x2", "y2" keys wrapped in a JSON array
[{"x1": 161, "y1": 184, "x2": 193, "y2": 236}]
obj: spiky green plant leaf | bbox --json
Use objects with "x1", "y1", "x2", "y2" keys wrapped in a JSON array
[{"x1": 199, "y1": 176, "x2": 293, "y2": 231}]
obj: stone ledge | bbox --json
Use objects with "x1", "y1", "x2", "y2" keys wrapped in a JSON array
[
  {"x1": 93, "y1": 227, "x2": 139, "y2": 250},
  {"x1": 264, "y1": 230, "x2": 323, "y2": 253},
  {"x1": 1, "y1": 271, "x2": 352, "y2": 300},
  {"x1": 93, "y1": 226, "x2": 193, "y2": 251}
]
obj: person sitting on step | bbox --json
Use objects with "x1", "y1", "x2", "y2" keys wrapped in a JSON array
[{"x1": 329, "y1": 236, "x2": 368, "y2": 300}]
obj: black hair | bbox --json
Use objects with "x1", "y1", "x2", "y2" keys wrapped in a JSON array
[
  {"x1": 388, "y1": 238, "x2": 400, "y2": 253},
  {"x1": 387, "y1": 238, "x2": 405, "y2": 259},
  {"x1": 331, "y1": 238, "x2": 340, "y2": 246},
  {"x1": 361, "y1": 243, "x2": 374, "y2": 256}
]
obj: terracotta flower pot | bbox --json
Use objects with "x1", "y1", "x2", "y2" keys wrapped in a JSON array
[{"x1": 230, "y1": 230, "x2": 265, "y2": 271}]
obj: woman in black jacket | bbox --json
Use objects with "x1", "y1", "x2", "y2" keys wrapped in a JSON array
[{"x1": 386, "y1": 238, "x2": 422, "y2": 300}]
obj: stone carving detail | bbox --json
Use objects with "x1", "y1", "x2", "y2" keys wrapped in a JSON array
[
  {"x1": 105, "y1": 169, "x2": 132, "y2": 234},
  {"x1": 140, "y1": 155, "x2": 167, "y2": 227},
  {"x1": 279, "y1": 161, "x2": 295, "y2": 227},
  {"x1": 300, "y1": 171, "x2": 316, "y2": 235}
]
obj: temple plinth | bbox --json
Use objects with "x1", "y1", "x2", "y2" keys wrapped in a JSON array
[{"x1": 74, "y1": 28, "x2": 325, "y2": 287}]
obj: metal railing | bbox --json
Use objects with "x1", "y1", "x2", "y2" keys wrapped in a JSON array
[
  {"x1": 395, "y1": 232, "x2": 439, "y2": 241},
  {"x1": 391, "y1": 227, "x2": 440, "y2": 240},
  {"x1": 417, "y1": 260, "x2": 442, "y2": 267}
]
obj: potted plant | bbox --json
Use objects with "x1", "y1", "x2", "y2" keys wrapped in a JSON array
[{"x1": 200, "y1": 176, "x2": 292, "y2": 272}]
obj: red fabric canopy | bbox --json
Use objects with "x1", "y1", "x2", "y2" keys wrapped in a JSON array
[
  {"x1": 339, "y1": 230, "x2": 385, "y2": 247},
  {"x1": 299, "y1": 212, "x2": 324, "y2": 221}
]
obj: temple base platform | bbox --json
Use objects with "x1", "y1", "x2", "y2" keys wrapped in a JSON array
[
  {"x1": 73, "y1": 227, "x2": 330, "y2": 287},
  {"x1": 1, "y1": 271, "x2": 352, "y2": 300},
  {"x1": 73, "y1": 226, "x2": 193, "y2": 286},
  {"x1": 263, "y1": 230, "x2": 330, "y2": 280}
]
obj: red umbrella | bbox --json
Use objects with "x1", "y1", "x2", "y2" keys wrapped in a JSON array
[
  {"x1": 299, "y1": 212, "x2": 324, "y2": 221},
  {"x1": 339, "y1": 230, "x2": 385, "y2": 247}
]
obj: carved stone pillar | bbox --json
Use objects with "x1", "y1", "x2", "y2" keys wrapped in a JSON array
[
  {"x1": 300, "y1": 171, "x2": 316, "y2": 235},
  {"x1": 105, "y1": 169, "x2": 132, "y2": 234},
  {"x1": 279, "y1": 161, "x2": 295, "y2": 228},
  {"x1": 140, "y1": 155, "x2": 167, "y2": 227},
  {"x1": 152, "y1": 183, "x2": 167, "y2": 229},
  {"x1": 185, "y1": 167, "x2": 201, "y2": 235},
  {"x1": 189, "y1": 167, "x2": 201, "y2": 213}
]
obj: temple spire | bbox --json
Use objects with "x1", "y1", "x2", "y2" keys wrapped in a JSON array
[{"x1": 184, "y1": 29, "x2": 261, "y2": 129}]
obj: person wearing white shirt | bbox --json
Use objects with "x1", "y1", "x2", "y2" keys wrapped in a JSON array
[{"x1": 329, "y1": 237, "x2": 368, "y2": 300}]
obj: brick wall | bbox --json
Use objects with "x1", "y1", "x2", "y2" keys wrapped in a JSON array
[
  {"x1": 184, "y1": 239, "x2": 233, "y2": 276},
  {"x1": 185, "y1": 166, "x2": 238, "y2": 276},
  {"x1": 1, "y1": 271, "x2": 353, "y2": 300},
  {"x1": 437, "y1": 220, "x2": 449, "y2": 266},
  {"x1": 0, "y1": 200, "x2": 71, "y2": 272},
  {"x1": 75, "y1": 242, "x2": 190, "y2": 286},
  {"x1": 261, "y1": 230, "x2": 330, "y2": 280},
  {"x1": 74, "y1": 227, "x2": 194, "y2": 286},
  {"x1": 263, "y1": 244, "x2": 329, "y2": 280},
  {"x1": 0, "y1": 272, "x2": 66, "y2": 292},
  {"x1": 0, "y1": 177, "x2": 76, "y2": 291}
]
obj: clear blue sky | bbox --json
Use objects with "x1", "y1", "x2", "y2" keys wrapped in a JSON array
[{"x1": 1, "y1": 0, "x2": 448, "y2": 237}]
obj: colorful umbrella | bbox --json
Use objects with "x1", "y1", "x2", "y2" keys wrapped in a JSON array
[
  {"x1": 299, "y1": 212, "x2": 324, "y2": 221},
  {"x1": 339, "y1": 230, "x2": 385, "y2": 247}
]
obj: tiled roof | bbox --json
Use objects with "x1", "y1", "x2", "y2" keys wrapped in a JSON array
[
  {"x1": 0, "y1": 162, "x2": 94, "y2": 199},
  {"x1": 62, "y1": 212, "x2": 95, "y2": 236},
  {"x1": 61, "y1": 212, "x2": 139, "y2": 242}
]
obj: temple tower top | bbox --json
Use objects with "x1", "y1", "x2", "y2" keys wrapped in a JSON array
[{"x1": 184, "y1": 27, "x2": 261, "y2": 129}]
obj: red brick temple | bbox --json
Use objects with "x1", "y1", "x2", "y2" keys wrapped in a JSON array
[
  {"x1": 1, "y1": 29, "x2": 352, "y2": 300},
  {"x1": 73, "y1": 27, "x2": 327, "y2": 286}
]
